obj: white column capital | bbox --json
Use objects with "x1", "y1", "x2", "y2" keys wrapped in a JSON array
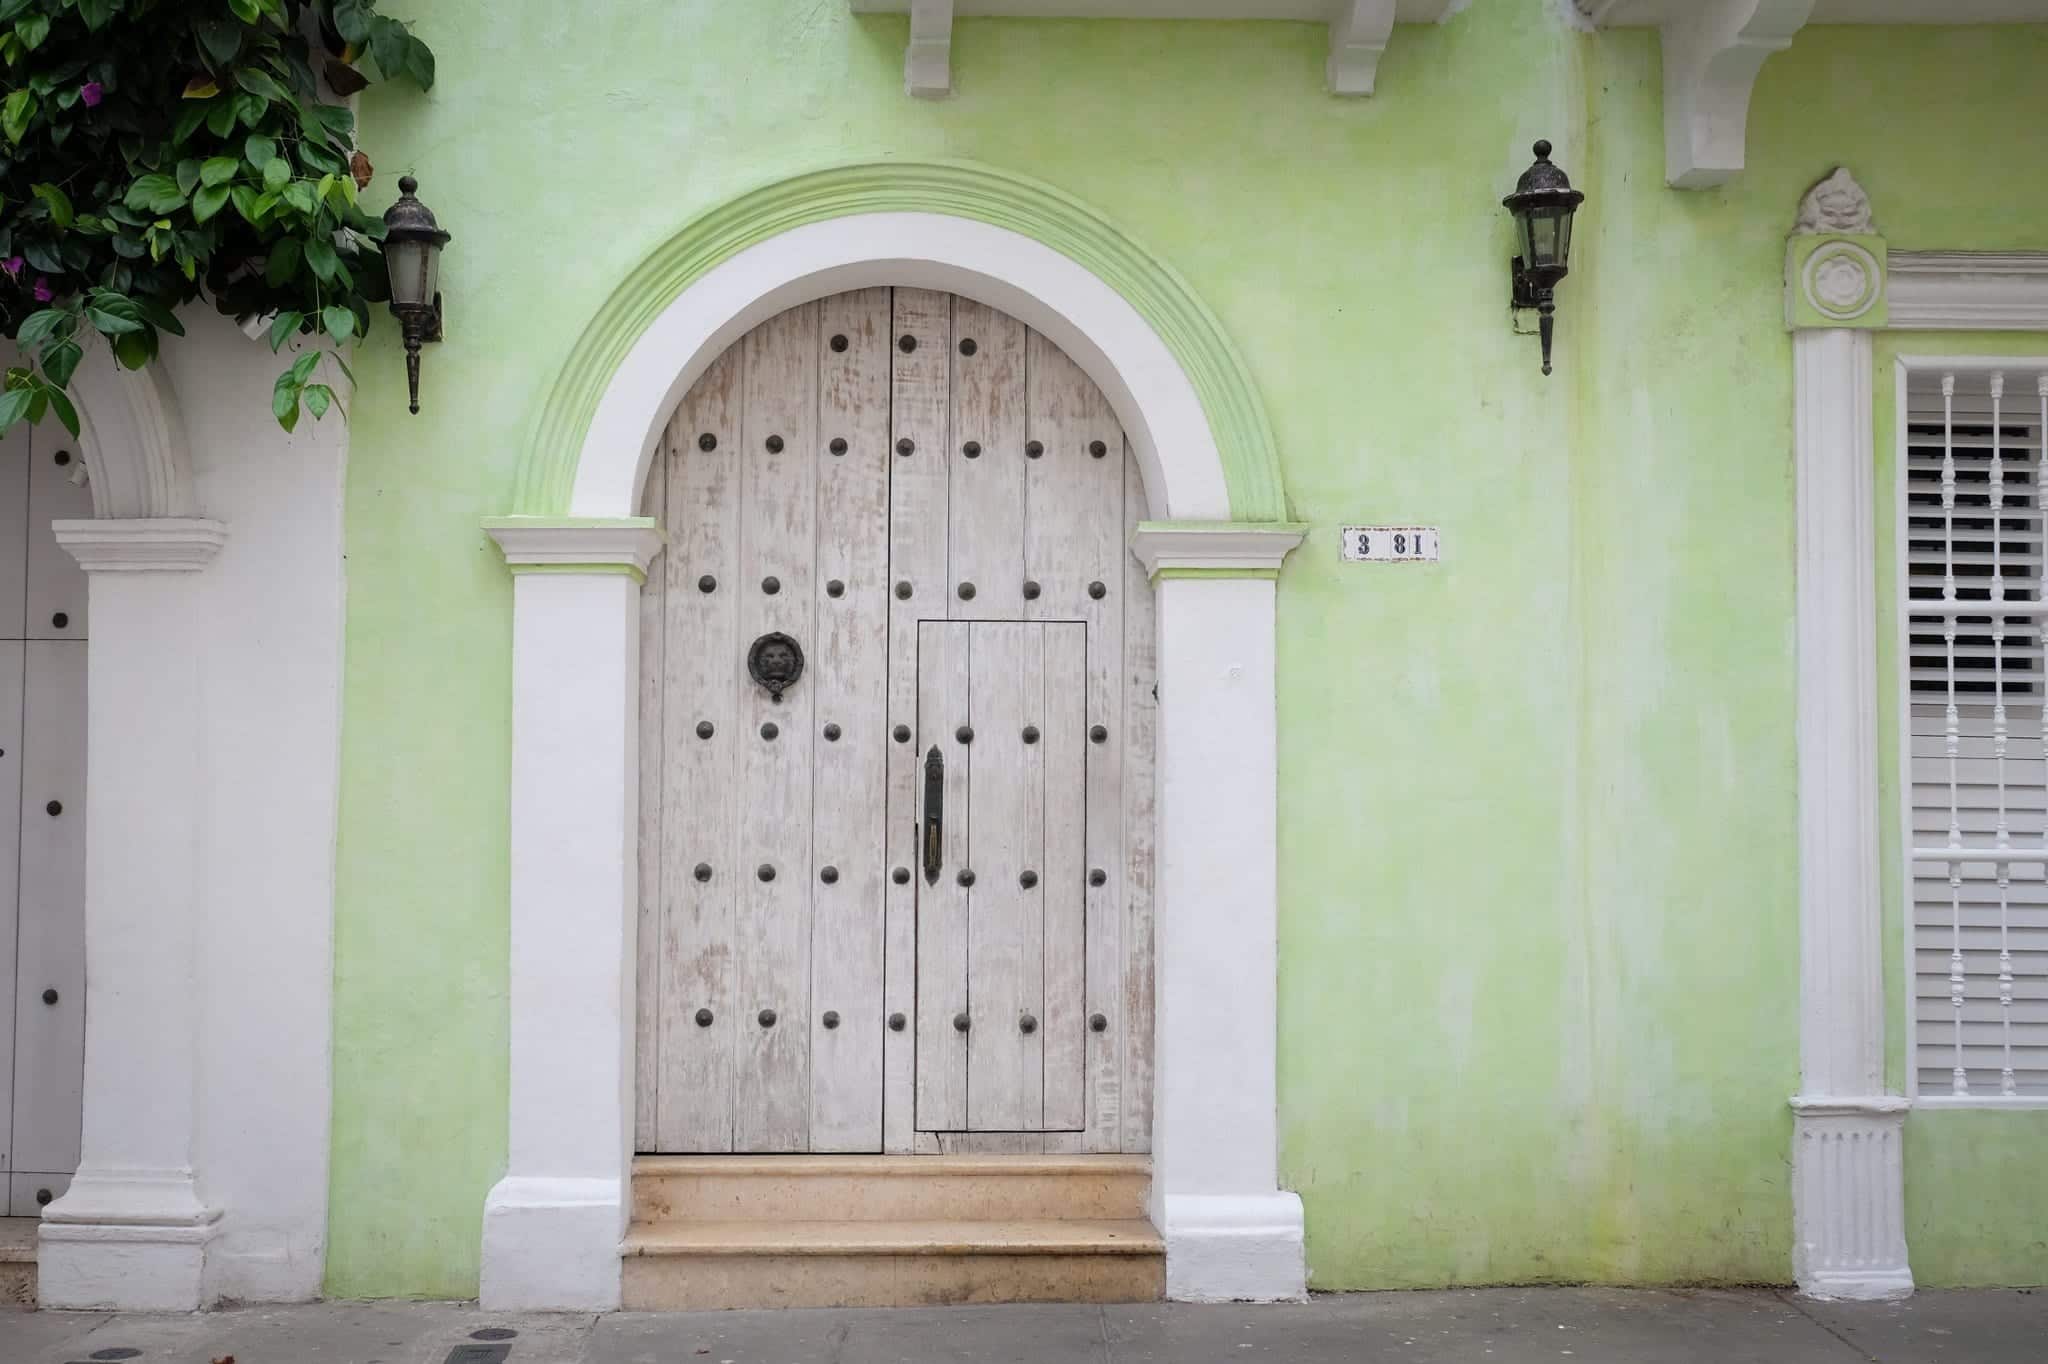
[
  {"x1": 484, "y1": 517, "x2": 664, "y2": 581},
  {"x1": 1129, "y1": 521, "x2": 1308, "y2": 579},
  {"x1": 53, "y1": 516, "x2": 226, "y2": 573}
]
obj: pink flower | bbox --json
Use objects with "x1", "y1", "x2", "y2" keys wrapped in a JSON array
[
  {"x1": 32, "y1": 278, "x2": 52, "y2": 303},
  {"x1": 79, "y1": 81, "x2": 103, "y2": 108},
  {"x1": 1, "y1": 257, "x2": 20, "y2": 279}
]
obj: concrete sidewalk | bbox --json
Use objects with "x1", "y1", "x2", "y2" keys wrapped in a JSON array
[{"x1": 2, "y1": 1287, "x2": 2043, "y2": 1363}]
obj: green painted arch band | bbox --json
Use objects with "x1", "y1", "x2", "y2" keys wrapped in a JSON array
[{"x1": 512, "y1": 159, "x2": 1286, "y2": 523}]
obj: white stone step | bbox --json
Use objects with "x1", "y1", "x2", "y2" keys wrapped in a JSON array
[{"x1": 631, "y1": 1153, "x2": 1150, "y2": 1223}]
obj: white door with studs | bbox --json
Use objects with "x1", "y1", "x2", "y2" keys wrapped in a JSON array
[
  {"x1": 0, "y1": 409, "x2": 88, "y2": 1214},
  {"x1": 635, "y1": 288, "x2": 1155, "y2": 1154}
]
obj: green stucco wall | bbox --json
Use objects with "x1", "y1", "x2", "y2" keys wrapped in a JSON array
[{"x1": 326, "y1": 0, "x2": 2048, "y2": 1296}]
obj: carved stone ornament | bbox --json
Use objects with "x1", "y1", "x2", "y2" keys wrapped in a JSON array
[
  {"x1": 1786, "y1": 168, "x2": 1886, "y2": 331},
  {"x1": 746, "y1": 631, "x2": 805, "y2": 702},
  {"x1": 1794, "y1": 167, "x2": 1875, "y2": 236}
]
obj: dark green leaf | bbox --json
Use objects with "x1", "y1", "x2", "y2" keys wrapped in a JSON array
[
  {"x1": 74, "y1": 0, "x2": 115, "y2": 31},
  {"x1": 320, "y1": 305, "x2": 354, "y2": 340},
  {"x1": 192, "y1": 183, "x2": 230, "y2": 223},
  {"x1": 281, "y1": 181, "x2": 317, "y2": 216},
  {"x1": 289, "y1": 350, "x2": 320, "y2": 384},
  {"x1": 172, "y1": 101, "x2": 210, "y2": 144},
  {"x1": 29, "y1": 183, "x2": 71, "y2": 229},
  {"x1": 84, "y1": 293, "x2": 145, "y2": 335},
  {"x1": 235, "y1": 68, "x2": 286, "y2": 104},
  {"x1": 200, "y1": 156, "x2": 239, "y2": 187},
  {"x1": 19, "y1": 239, "x2": 61, "y2": 273},
  {"x1": 303, "y1": 236, "x2": 339, "y2": 282},
  {"x1": 124, "y1": 174, "x2": 185, "y2": 214},
  {"x1": 14, "y1": 13, "x2": 49, "y2": 51},
  {"x1": 2, "y1": 89, "x2": 36, "y2": 144},
  {"x1": 132, "y1": 297, "x2": 184, "y2": 336},
  {"x1": 113, "y1": 328, "x2": 153, "y2": 369},
  {"x1": 244, "y1": 134, "x2": 276, "y2": 169},
  {"x1": 302, "y1": 382, "x2": 331, "y2": 419},
  {"x1": 332, "y1": 0, "x2": 373, "y2": 43},
  {"x1": 228, "y1": 0, "x2": 260, "y2": 23},
  {"x1": 268, "y1": 309, "x2": 303, "y2": 352},
  {"x1": 272, "y1": 372, "x2": 301, "y2": 431},
  {"x1": 205, "y1": 100, "x2": 236, "y2": 137},
  {"x1": 41, "y1": 339, "x2": 81, "y2": 387},
  {"x1": 196, "y1": 19, "x2": 242, "y2": 66},
  {"x1": 15, "y1": 308, "x2": 70, "y2": 348},
  {"x1": 368, "y1": 17, "x2": 408, "y2": 82},
  {"x1": 404, "y1": 35, "x2": 435, "y2": 89},
  {"x1": 0, "y1": 387, "x2": 31, "y2": 435},
  {"x1": 44, "y1": 385, "x2": 78, "y2": 438},
  {"x1": 264, "y1": 238, "x2": 301, "y2": 286},
  {"x1": 0, "y1": 0, "x2": 35, "y2": 22},
  {"x1": 262, "y1": 155, "x2": 289, "y2": 192},
  {"x1": 175, "y1": 159, "x2": 202, "y2": 197},
  {"x1": 231, "y1": 184, "x2": 262, "y2": 224},
  {"x1": 234, "y1": 91, "x2": 266, "y2": 128}
]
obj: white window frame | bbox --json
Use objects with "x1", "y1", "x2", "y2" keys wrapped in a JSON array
[{"x1": 1893, "y1": 354, "x2": 2048, "y2": 1111}]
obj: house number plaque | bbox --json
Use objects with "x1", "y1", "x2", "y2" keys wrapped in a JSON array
[{"x1": 1341, "y1": 526, "x2": 1440, "y2": 563}]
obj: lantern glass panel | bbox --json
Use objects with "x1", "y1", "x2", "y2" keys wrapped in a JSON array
[
  {"x1": 384, "y1": 238, "x2": 439, "y2": 308},
  {"x1": 1525, "y1": 208, "x2": 1563, "y2": 270}
]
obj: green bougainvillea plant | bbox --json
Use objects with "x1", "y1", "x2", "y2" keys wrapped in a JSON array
[{"x1": 0, "y1": 0, "x2": 434, "y2": 437}]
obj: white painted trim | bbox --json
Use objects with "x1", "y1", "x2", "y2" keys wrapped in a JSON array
[
  {"x1": 906, "y1": 0, "x2": 954, "y2": 96},
  {"x1": 484, "y1": 520, "x2": 665, "y2": 574},
  {"x1": 53, "y1": 517, "x2": 227, "y2": 572},
  {"x1": 571, "y1": 213, "x2": 1233, "y2": 523},
  {"x1": 1327, "y1": 0, "x2": 1397, "y2": 96},
  {"x1": 68, "y1": 342, "x2": 198, "y2": 519},
  {"x1": 1129, "y1": 523, "x2": 1309, "y2": 577},
  {"x1": 496, "y1": 215, "x2": 1307, "y2": 1307},
  {"x1": 482, "y1": 570, "x2": 642, "y2": 1312},
  {"x1": 1889, "y1": 254, "x2": 2048, "y2": 331},
  {"x1": 1658, "y1": 0, "x2": 1814, "y2": 188},
  {"x1": 1789, "y1": 325, "x2": 1912, "y2": 1300},
  {"x1": 1577, "y1": 0, "x2": 1814, "y2": 187},
  {"x1": 39, "y1": 553, "x2": 224, "y2": 1310}
]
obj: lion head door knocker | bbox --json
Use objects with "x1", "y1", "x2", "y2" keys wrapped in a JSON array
[{"x1": 747, "y1": 631, "x2": 805, "y2": 702}]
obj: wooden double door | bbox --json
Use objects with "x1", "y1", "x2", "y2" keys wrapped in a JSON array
[{"x1": 635, "y1": 288, "x2": 1155, "y2": 1155}]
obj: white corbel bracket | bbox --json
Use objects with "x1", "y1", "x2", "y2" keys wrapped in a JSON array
[
  {"x1": 1578, "y1": 0, "x2": 1813, "y2": 188},
  {"x1": 1328, "y1": 1, "x2": 1397, "y2": 96}
]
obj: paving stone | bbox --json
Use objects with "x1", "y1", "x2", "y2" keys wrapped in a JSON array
[
  {"x1": 1796, "y1": 1288, "x2": 2048, "y2": 1363},
  {"x1": 2, "y1": 1288, "x2": 2046, "y2": 1364}
]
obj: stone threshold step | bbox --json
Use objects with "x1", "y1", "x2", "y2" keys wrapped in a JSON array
[
  {"x1": 624, "y1": 1218, "x2": 1161, "y2": 1257},
  {"x1": 633, "y1": 1154, "x2": 1149, "y2": 1176}
]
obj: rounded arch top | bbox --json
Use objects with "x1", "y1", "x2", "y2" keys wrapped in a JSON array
[
  {"x1": 513, "y1": 160, "x2": 1287, "y2": 524},
  {"x1": 70, "y1": 341, "x2": 197, "y2": 519}
]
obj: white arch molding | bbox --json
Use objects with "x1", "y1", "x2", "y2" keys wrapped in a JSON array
[
  {"x1": 486, "y1": 210, "x2": 1307, "y2": 1309},
  {"x1": 25, "y1": 341, "x2": 229, "y2": 1310},
  {"x1": 572, "y1": 213, "x2": 1232, "y2": 523}
]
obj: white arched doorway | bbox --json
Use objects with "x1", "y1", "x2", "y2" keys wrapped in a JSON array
[{"x1": 485, "y1": 195, "x2": 1305, "y2": 1309}]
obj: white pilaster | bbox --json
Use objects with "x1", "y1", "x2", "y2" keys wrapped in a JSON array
[
  {"x1": 1137, "y1": 520, "x2": 1307, "y2": 1302},
  {"x1": 38, "y1": 517, "x2": 226, "y2": 1311},
  {"x1": 481, "y1": 521, "x2": 661, "y2": 1311},
  {"x1": 1790, "y1": 327, "x2": 1912, "y2": 1299}
]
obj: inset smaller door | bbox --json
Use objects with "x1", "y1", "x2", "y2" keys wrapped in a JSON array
[{"x1": 914, "y1": 619, "x2": 1086, "y2": 1132}]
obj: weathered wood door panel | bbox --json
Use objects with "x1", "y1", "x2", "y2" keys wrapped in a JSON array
[
  {"x1": 639, "y1": 288, "x2": 1153, "y2": 1154},
  {"x1": 912, "y1": 621, "x2": 1085, "y2": 1133}
]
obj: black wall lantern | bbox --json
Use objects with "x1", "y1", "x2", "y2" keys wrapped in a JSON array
[
  {"x1": 1503, "y1": 140, "x2": 1584, "y2": 377},
  {"x1": 380, "y1": 175, "x2": 450, "y2": 414}
]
